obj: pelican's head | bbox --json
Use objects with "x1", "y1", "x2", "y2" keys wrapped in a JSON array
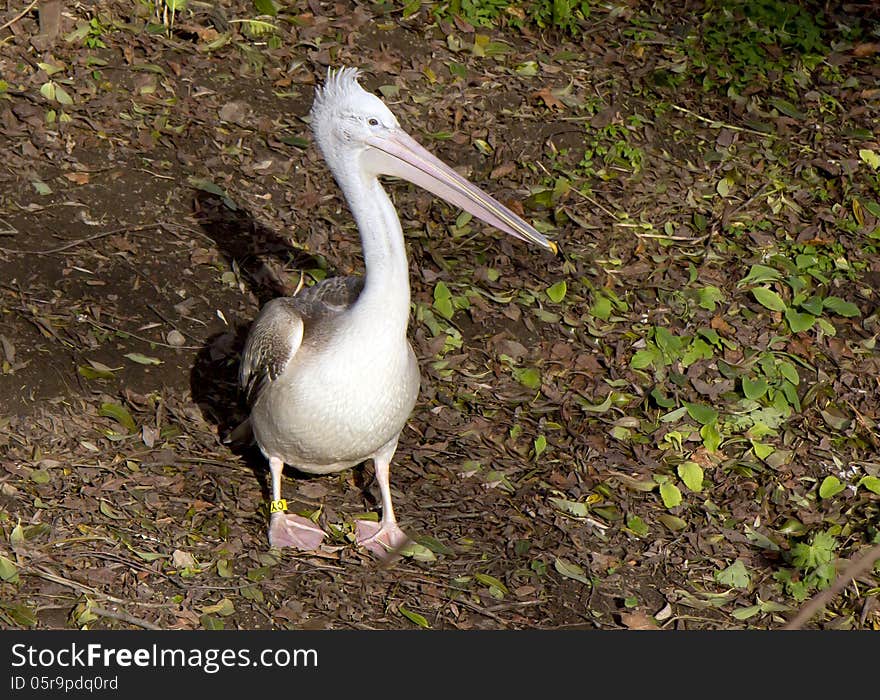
[
  {"x1": 310, "y1": 67, "x2": 400, "y2": 168},
  {"x1": 310, "y1": 67, "x2": 557, "y2": 255}
]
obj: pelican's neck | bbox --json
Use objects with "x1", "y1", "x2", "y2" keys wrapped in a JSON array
[{"x1": 333, "y1": 168, "x2": 411, "y2": 333}]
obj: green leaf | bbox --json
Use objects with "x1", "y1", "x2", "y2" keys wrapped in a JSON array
[
  {"x1": 515, "y1": 61, "x2": 539, "y2": 77},
  {"x1": 398, "y1": 541, "x2": 437, "y2": 562},
  {"x1": 432, "y1": 281, "x2": 454, "y2": 319},
  {"x1": 32, "y1": 179, "x2": 51, "y2": 195},
  {"x1": 413, "y1": 535, "x2": 453, "y2": 555},
  {"x1": 30, "y1": 469, "x2": 50, "y2": 484},
  {"x1": 698, "y1": 328, "x2": 720, "y2": 346},
  {"x1": 799, "y1": 295, "x2": 824, "y2": 316},
  {"x1": 732, "y1": 605, "x2": 761, "y2": 621},
  {"x1": 858, "y1": 476, "x2": 880, "y2": 495},
  {"x1": 742, "y1": 376, "x2": 769, "y2": 400},
  {"x1": 124, "y1": 352, "x2": 162, "y2": 365},
  {"x1": 859, "y1": 148, "x2": 880, "y2": 170},
  {"x1": 5, "y1": 603, "x2": 37, "y2": 627},
  {"x1": 631, "y1": 348, "x2": 659, "y2": 369},
  {"x1": 781, "y1": 380, "x2": 801, "y2": 411},
  {"x1": 716, "y1": 176, "x2": 733, "y2": 197},
  {"x1": 659, "y1": 408, "x2": 688, "y2": 425},
  {"x1": 681, "y1": 338, "x2": 713, "y2": 367},
  {"x1": 200, "y1": 614, "x2": 224, "y2": 630},
  {"x1": 54, "y1": 85, "x2": 73, "y2": 105},
  {"x1": 132, "y1": 549, "x2": 165, "y2": 563},
  {"x1": 658, "y1": 514, "x2": 687, "y2": 531},
  {"x1": 700, "y1": 422, "x2": 721, "y2": 452},
  {"x1": 279, "y1": 134, "x2": 309, "y2": 148},
  {"x1": 252, "y1": 0, "x2": 278, "y2": 15},
  {"x1": 590, "y1": 294, "x2": 612, "y2": 320},
  {"x1": 715, "y1": 559, "x2": 751, "y2": 589},
  {"x1": 784, "y1": 308, "x2": 816, "y2": 333},
  {"x1": 822, "y1": 296, "x2": 859, "y2": 317},
  {"x1": 751, "y1": 441, "x2": 775, "y2": 460},
  {"x1": 684, "y1": 402, "x2": 718, "y2": 425},
  {"x1": 778, "y1": 361, "x2": 799, "y2": 385},
  {"x1": 398, "y1": 604, "x2": 430, "y2": 628},
  {"x1": 769, "y1": 97, "x2": 806, "y2": 119},
  {"x1": 10, "y1": 523, "x2": 23, "y2": 548},
  {"x1": 546, "y1": 280, "x2": 567, "y2": 303},
  {"x1": 474, "y1": 573, "x2": 509, "y2": 595},
  {"x1": 512, "y1": 367, "x2": 541, "y2": 390},
  {"x1": 99, "y1": 403, "x2": 136, "y2": 432},
  {"x1": 818, "y1": 476, "x2": 845, "y2": 499},
  {"x1": 402, "y1": 0, "x2": 422, "y2": 18},
  {"x1": 752, "y1": 287, "x2": 787, "y2": 312},
  {"x1": 659, "y1": 482, "x2": 682, "y2": 509},
  {"x1": 697, "y1": 285, "x2": 724, "y2": 311},
  {"x1": 654, "y1": 327, "x2": 682, "y2": 358},
  {"x1": 548, "y1": 497, "x2": 589, "y2": 518},
  {"x1": 77, "y1": 363, "x2": 116, "y2": 380},
  {"x1": 200, "y1": 598, "x2": 235, "y2": 617},
  {"x1": 553, "y1": 557, "x2": 591, "y2": 585},
  {"x1": 38, "y1": 62, "x2": 63, "y2": 75},
  {"x1": 64, "y1": 23, "x2": 91, "y2": 43},
  {"x1": 792, "y1": 531, "x2": 837, "y2": 572},
  {"x1": 677, "y1": 462, "x2": 704, "y2": 492},
  {"x1": 577, "y1": 392, "x2": 614, "y2": 413},
  {"x1": 739, "y1": 264, "x2": 782, "y2": 285},
  {"x1": 40, "y1": 81, "x2": 55, "y2": 100},
  {"x1": 99, "y1": 500, "x2": 124, "y2": 520},
  {"x1": 815, "y1": 317, "x2": 836, "y2": 336},
  {"x1": 650, "y1": 387, "x2": 676, "y2": 409},
  {"x1": 187, "y1": 176, "x2": 231, "y2": 200},
  {"x1": 0, "y1": 555, "x2": 19, "y2": 583},
  {"x1": 625, "y1": 514, "x2": 649, "y2": 537},
  {"x1": 533, "y1": 434, "x2": 547, "y2": 459}
]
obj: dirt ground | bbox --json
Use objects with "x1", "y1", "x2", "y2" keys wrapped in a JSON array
[{"x1": 0, "y1": 1, "x2": 879, "y2": 630}]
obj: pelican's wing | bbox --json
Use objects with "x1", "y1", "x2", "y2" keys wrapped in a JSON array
[
  {"x1": 293, "y1": 275, "x2": 364, "y2": 320},
  {"x1": 239, "y1": 276, "x2": 364, "y2": 407},
  {"x1": 239, "y1": 297, "x2": 305, "y2": 408}
]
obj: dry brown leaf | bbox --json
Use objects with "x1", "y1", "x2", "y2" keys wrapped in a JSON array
[
  {"x1": 65, "y1": 172, "x2": 90, "y2": 185},
  {"x1": 853, "y1": 42, "x2": 880, "y2": 57},
  {"x1": 620, "y1": 611, "x2": 660, "y2": 630},
  {"x1": 532, "y1": 87, "x2": 565, "y2": 111},
  {"x1": 490, "y1": 162, "x2": 516, "y2": 179}
]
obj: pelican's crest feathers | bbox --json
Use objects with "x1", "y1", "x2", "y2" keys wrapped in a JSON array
[{"x1": 310, "y1": 67, "x2": 365, "y2": 119}]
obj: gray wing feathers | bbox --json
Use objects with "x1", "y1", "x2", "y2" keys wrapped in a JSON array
[
  {"x1": 239, "y1": 276, "x2": 364, "y2": 407},
  {"x1": 239, "y1": 297, "x2": 305, "y2": 407},
  {"x1": 294, "y1": 275, "x2": 364, "y2": 318}
]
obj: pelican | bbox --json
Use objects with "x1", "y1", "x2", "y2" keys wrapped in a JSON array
[{"x1": 236, "y1": 68, "x2": 556, "y2": 555}]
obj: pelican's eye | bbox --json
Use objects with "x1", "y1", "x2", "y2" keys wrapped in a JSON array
[{"x1": 367, "y1": 117, "x2": 379, "y2": 127}]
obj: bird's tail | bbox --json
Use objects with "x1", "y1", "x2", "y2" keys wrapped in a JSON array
[{"x1": 223, "y1": 416, "x2": 254, "y2": 446}]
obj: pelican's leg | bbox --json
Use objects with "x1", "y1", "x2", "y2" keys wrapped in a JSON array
[
  {"x1": 267, "y1": 456, "x2": 326, "y2": 550},
  {"x1": 355, "y1": 442, "x2": 410, "y2": 557}
]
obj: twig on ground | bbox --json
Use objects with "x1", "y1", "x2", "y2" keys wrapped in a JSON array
[
  {"x1": 88, "y1": 604, "x2": 163, "y2": 631},
  {"x1": 0, "y1": 224, "x2": 162, "y2": 255},
  {"x1": 669, "y1": 104, "x2": 777, "y2": 138},
  {"x1": 0, "y1": 0, "x2": 39, "y2": 33}
]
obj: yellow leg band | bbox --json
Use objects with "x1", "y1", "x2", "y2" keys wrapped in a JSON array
[{"x1": 270, "y1": 499, "x2": 288, "y2": 514}]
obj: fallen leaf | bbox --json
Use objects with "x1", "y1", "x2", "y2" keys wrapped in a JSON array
[
  {"x1": 620, "y1": 611, "x2": 659, "y2": 630},
  {"x1": 532, "y1": 87, "x2": 565, "y2": 111},
  {"x1": 65, "y1": 172, "x2": 90, "y2": 185}
]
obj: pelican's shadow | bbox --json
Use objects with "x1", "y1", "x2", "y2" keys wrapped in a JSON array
[{"x1": 188, "y1": 191, "x2": 321, "y2": 476}]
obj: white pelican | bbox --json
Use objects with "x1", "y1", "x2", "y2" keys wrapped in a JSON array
[{"x1": 236, "y1": 68, "x2": 556, "y2": 555}]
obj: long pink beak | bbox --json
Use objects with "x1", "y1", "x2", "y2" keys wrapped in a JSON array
[{"x1": 364, "y1": 129, "x2": 557, "y2": 254}]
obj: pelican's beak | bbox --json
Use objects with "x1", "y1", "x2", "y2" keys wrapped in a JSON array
[{"x1": 364, "y1": 129, "x2": 557, "y2": 255}]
